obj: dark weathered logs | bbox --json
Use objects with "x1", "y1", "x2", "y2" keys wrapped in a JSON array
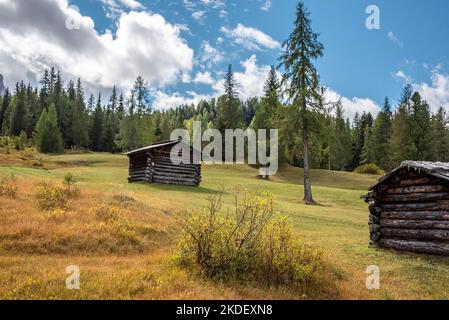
[
  {"x1": 379, "y1": 239, "x2": 449, "y2": 255},
  {"x1": 386, "y1": 185, "x2": 446, "y2": 195},
  {"x1": 369, "y1": 214, "x2": 380, "y2": 225},
  {"x1": 381, "y1": 211, "x2": 449, "y2": 221},
  {"x1": 381, "y1": 192, "x2": 449, "y2": 204},
  {"x1": 396, "y1": 177, "x2": 436, "y2": 187},
  {"x1": 381, "y1": 201, "x2": 449, "y2": 211},
  {"x1": 382, "y1": 228, "x2": 449, "y2": 241},
  {"x1": 381, "y1": 219, "x2": 449, "y2": 230}
]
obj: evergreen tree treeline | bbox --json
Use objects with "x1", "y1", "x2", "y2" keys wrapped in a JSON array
[{"x1": 0, "y1": 67, "x2": 447, "y2": 171}]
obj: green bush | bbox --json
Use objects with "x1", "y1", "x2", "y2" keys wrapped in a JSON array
[
  {"x1": 0, "y1": 174, "x2": 18, "y2": 198},
  {"x1": 354, "y1": 163, "x2": 385, "y2": 175},
  {"x1": 176, "y1": 189, "x2": 327, "y2": 288},
  {"x1": 34, "y1": 182, "x2": 69, "y2": 211}
]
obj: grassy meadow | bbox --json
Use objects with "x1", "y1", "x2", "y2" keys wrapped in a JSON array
[{"x1": 1, "y1": 150, "x2": 449, "y2": 300}]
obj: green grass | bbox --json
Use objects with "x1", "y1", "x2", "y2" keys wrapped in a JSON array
[{"x1": 2, "y1": 152, "x2": 449, "y2": 299}]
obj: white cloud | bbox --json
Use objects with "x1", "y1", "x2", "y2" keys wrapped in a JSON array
[
  {"x1": 153, "y1": 90, "x2": 213, "y2": 110},
  {"x1": 213, "y1": 55, "x2": 272, "y2": 100},
  {"x1": 388, "y1": 31, "x2": 403, "y2": 47},
  {"x1": 0, "y1": 0, "x2": 194, "y2": 93},
  {"x1": 200, "y1": 0, "x2": 225, "y2": 9},
  {"x1": 192, "y1": 10, "x2": 206, "y2": 23},
  {"x1": 394, "y1": 70, "x2": 411, "y2": 83},
  {"x1": 221, "y1": 24, "x2": 280, "y2": 50},
  {"x1": 261, "y1": 0, "x2": 272, "y2": 11},
  {"x1": 413, "y1": 69, "x2": 449, "y2": 112},
  {"x1": 193, "y1": 71, "x2": 215, "y2": 85},
  {"x1": 324, "y1": 89, "x2": 381, "y2": 120},
  {"x1": 200, "y1": 41, "x2": 224, "y2": 66}
]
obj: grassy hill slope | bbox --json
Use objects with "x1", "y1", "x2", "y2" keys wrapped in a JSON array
[{"x1": 1, "y1": 152, "x2": 449, "y2": 299}]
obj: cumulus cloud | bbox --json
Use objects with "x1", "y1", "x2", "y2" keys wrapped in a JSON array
[
  {"x1": 324, "y1": 89, "x2": 381, "y2": 120},
  {"x1": 413, "y1": 69, "x2": 449, "y2": 112},
  {"x1": 388, "y1": 31, "x2": 403, "y2": 47},
  {"x1": 152, "y1": 90, "x2": 213, "y2": 110},
  {"x1": 394, "y1": 70, "x2": 411, "y2": 83},
  {"x1": 200, "y1": 41, "x2": 224, "y2": 66},
  {"x1": 0, "y1": 0, "x2": 194, "y2": 93},
  {"x1": 193, "y1": 71, "x2": 215, "y2": 85},
  {"x1": 220, "y1": 24, "x2": 280, "y2": 50},
  {"x1": 192, "y1": 10, "x2": 206, "y2": 23},
  {"x1": 213, "y1": 55, "x2": 272, "y2": 100},
  {"x1": 261, "y1": 0, "x2": 272, "y2": 11}
]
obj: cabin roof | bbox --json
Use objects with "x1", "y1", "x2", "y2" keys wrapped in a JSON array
[
  {"x1": 124, "y1": 140, "x2": 200, "y2": 156},
  {"x1": 369, "y1": 161, "x2": 449, "y2": 190},
  {"x1": 125, "y1": 140, "x2": 181, "y2": 156}
]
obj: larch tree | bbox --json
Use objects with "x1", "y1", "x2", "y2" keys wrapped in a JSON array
[{"x1": 278, "y1": 1, "x2": 324, "y2": 204}]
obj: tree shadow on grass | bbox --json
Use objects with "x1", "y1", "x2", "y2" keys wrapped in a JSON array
[{"x1": 134, "y1": 182, "x2": 223, "y2": 195}]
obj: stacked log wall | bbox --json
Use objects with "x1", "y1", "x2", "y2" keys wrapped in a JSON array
[
  {"x1": 366, "y1": 170, "x2": 449, "y2": 255},
  {"x1": 128, "y1": 145, "x2": 201, "y2": 187}
]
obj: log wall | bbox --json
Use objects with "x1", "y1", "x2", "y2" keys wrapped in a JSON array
[
  {"x1": 365, "y1": 170, "x2": 449, "y2": 255},
  {"x1": 128, "y1": 146, "x2": 201, "y2": 187}
]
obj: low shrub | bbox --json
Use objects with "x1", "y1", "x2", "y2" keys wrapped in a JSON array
[
  {"x1": 63, "y1": 172, "x2": 80, "y2": 198},
  {"x1": 34, "y1": 182, "x2": 69, "y2": 211},
  {"x1": 0, "y1": 174, "x2": 18, "y2": 198},
  {"x1": 90, "y1": 203, "x2": 137, "y2": 241},
  {"x1": 354, "y1": 163, "x2": 385, "y2": 175},
  {"x1": 176, "y1": 189, "x2": 329, "y2": 288}
]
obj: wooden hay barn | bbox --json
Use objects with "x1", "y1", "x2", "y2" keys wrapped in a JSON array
[
  {"x1": 364, "y1": 161, "x2": 449, "y2": 255},
  {"x1": 125, "y1": 140, "x2": 201, "y2": 187}
]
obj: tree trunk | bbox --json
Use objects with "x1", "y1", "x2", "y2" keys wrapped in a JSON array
[{"x1": 303, "y1": 122, "x2": 314, "y2": 204}]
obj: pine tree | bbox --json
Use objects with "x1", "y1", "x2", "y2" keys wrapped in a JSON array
[
  {"x1": 409, "y1": 92, "x2": 435, "y2": 161},
  {"x1": 89, "y1": 93, "x2": 104, "y2": 151},
  {"x1": 432, "y1": 107, "x2": 449, "y2": 161},
  {"x1": 361, "y1": 124, "x2": 375, "y2": 164},
  {"x1": 71, "y1": 78, "x2": 89, "y2": 148},
  {"x1": 329, "y1": 101, "x2": 352, "y2": 170},
  {"x1": 390, "y1": 85, "x2": 414, "y2": 166},
  {"x1": 33, "y1": 103, "x2": 63, "y2": 153},
  {"x1": 279, "y1": 1, "x2": 324, "y2": 203},
  {"x1": 372, "y1": 97, "x2": 392, "y2": 170},
  {"x1": 0, "y1": 88, "x2": 9, "y2": 135},
  {"x1": 216, "y1": 65, "x2": 243, "y2": 132},
  {"x1": 10, "y1": 82, "x2": 28, "y2": 136}
]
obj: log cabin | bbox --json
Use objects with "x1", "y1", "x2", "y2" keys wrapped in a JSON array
[
  {"x1": 125, "y1": 140, "x2": 201, "y2": 187},
  {"x1": 364, "y1": 161, "x2": 449, "y2": 255}
]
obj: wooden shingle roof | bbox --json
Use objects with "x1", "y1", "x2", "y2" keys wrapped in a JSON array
[{"x1": 369, "y1": 161, "x2": 449, "y2": 190}]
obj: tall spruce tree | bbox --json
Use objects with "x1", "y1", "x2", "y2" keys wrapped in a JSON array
[
  {"x1": 0, "y1": 88, "x2": 9, "y2": 135},
  {"x1": 409, "y1": 92, "x2": 435, "y2": 161},
  {"x1": 329, "y1": 101, "x2": 352, "y2": 170},
  {"x1": 390, "y1": 85, "x2": 414, "y2": 166},
  {"x1": 432, "y1": 107, "x2": 449, "y2": 161},
  {"x1": 89, "y1": 93, "x2": 104, "y2": 151},
  {"x1": 279, "y1": 1, "x2": 324, "y2": 203},
  {"x1": 372, "y1": 97, "x2": 392, "y2": 170},
  {"x1": 216, "y1": 65, "x2": 243, "y2": 132},
  {"x1": 33, "y1": 103, "x2": 63, "y2": 153}
]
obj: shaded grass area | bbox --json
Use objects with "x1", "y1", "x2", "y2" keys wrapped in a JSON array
[{"x1": 1, "y1": 152, "x2": 449, "y2": 299}]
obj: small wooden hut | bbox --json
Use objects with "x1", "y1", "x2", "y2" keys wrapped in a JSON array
[
  {"x1": 364, "y1": 161, "x2": 449, "y2": 255},
  {"x1": 125, "y1": 140, "x2": 201, "y2": 187}
]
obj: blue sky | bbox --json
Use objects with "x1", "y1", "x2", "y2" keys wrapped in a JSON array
[{"x1": 1, "y1": 0, "x2": 449, "y2": 118}]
